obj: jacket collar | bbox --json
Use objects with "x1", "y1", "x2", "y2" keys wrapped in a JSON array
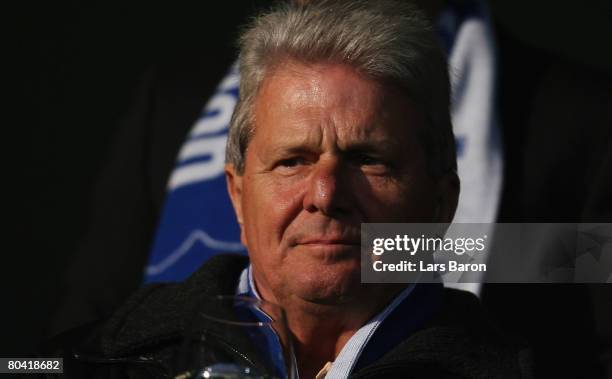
[{"x1": 91, "y1": 254, "x2": 250, "y2": 357}]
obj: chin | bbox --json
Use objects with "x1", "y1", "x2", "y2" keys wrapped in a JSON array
[{"x1": 288, "y1": 263, "x2": 362, "y2": 305}]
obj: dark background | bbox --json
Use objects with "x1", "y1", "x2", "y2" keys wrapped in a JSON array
[{"x1": 9, "y1": 0, "x2": 612, "y2": 357}]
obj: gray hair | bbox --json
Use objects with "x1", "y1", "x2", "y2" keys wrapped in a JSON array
[{"x1": 226, "y1": 0, "x2": 455, "y2": 177}]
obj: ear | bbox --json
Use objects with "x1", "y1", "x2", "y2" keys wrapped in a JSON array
[
  {"x1": 435, "y1": 170, "x2": 460, "y2": 223},
  {"x1": 225, "y1": 164, "x2": 246, "y2": 244}
]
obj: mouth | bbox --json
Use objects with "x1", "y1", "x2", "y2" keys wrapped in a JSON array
[
  {"x1": 300, "y1": 239, "x2": 360, "y2": 246},
  {"x1": 294, "y1": 238, "x2": 361, "y2": 259},
  {"x1": 289, "y1": 229, "x2": 362, "y2": 259}
]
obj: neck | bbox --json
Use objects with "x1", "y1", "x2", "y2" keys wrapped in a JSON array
[
  {"x1": 286, "y1": 299, "x2": 371, "y2": 379},
  {"x1": 258, "y1": 283, "x2": 405, "y2": 379}
]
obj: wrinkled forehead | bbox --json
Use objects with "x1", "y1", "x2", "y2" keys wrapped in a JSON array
[
  {"x1": 252, "y1": 60, "x2": 424, "y2": 149},
  {"x1": 259, "y1": 60, "x2": 385, "y2": 108}
]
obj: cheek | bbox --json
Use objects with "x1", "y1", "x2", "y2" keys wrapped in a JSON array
[
  {"x1": 241, "y1": 174, "x2": 306, "y2": 251},
  {"x1": 358, "y1": 175, "x2": 437, "y2": 221}
]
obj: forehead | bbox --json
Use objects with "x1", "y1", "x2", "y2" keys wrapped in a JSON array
[
  {"x1": 259, "y1": 61, "x2": 384, "y2": 111},
  {"x1": 252, "y1": 60, "x2": 423, "y2": 148}
]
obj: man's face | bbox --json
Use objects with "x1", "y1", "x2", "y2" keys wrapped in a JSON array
[{"x1": 226, "y1": 61, "x2": 451, "y2": 305}]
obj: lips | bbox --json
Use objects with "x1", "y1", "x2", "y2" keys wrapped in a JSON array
[
  {"x1": 299, "y1": 238, "x2": 360, "y2": 246},
  {"x1": 296, "y1": 233, "x2": 361, "y2": 246},
  {"x1": 289, "y1": 225, "x2": 361, "y2": 248},
  {"x1": 295, "y1": 239, "x2": 361, "y2": 263}
]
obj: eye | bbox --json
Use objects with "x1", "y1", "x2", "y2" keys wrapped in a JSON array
[
  {"x1": 274, "y1": 157, "x2": 312, "y2": 173},
  {"x1": 357, "y1": 155, "x2": 383, "y2": 166},
  {"x1": 346, "y1": 151, "x2": 394, "y2": 175},
  {"x1": 278, "y1": 157, "x2": 304, "y2": 167},
  {"x1": 349, "y1": 152, "x2": 385, "y2": 166}
]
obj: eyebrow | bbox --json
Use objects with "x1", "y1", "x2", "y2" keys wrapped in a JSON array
[
  {"x1": 265, "y1": 138, "x2": 403, "y2": 158},
  {"x1": 341, "y1": 140, "x2": 403, "y2": 153}
]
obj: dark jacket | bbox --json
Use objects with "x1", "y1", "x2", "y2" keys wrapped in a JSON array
[{"x1": 48, "y1": 254, "x2": 532, "y2": 379}]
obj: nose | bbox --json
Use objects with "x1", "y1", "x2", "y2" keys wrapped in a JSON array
[{"x1": 302, "y1": 156, "x2": 352, "y2": 217}]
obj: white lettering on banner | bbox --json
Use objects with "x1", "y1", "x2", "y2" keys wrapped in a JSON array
[
  {"x1": 177, "y1": 135, "x2": 227, "y2": 162},
  {"x1": 189, "y1": 93, "x2": 237, "y2": 137},
  {"x1": 168, "y1": 135, "x2": 227, "y2": 190},
  {"x1": 219, "y1": 71, "x2": 239, "y2": 91}
]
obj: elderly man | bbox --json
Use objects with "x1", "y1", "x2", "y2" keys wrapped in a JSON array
[{"x1": 52, "y1": 1, "x2": 530, "y2": 378}]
